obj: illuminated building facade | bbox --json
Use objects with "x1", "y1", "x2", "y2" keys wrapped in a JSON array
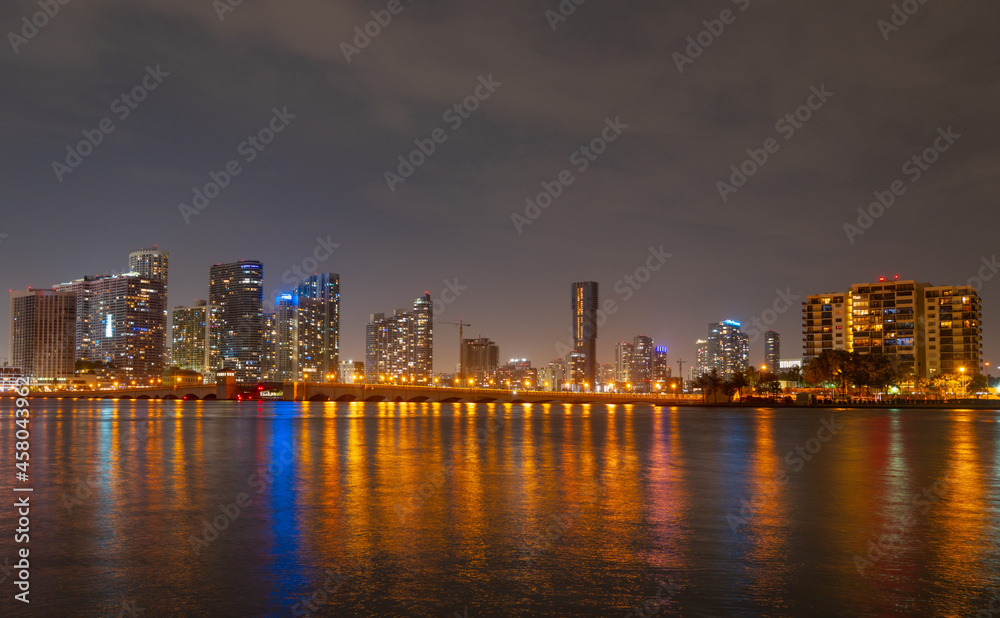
[
  {"x1": 209, "y1": 260, "x2": 264, "y2": 384},
  {"x1": 497, "y1": 359, "x2": 537, "y2": 390},
  {"x1": 9, "y1": 288, "x2": 77, "y2": 384},
  {"x1": 171, "y1": 300, "x2": 221, "y2": 379},
  {"x1": 629, "y1": 335, "x2": 653, "y2": 392},
  {"x1": 803, "y1": 293, "x2": 852, "y2": 366},
  {"x1": 461, "y1": 337, "x2": 499, "y2": 386},
  {"x1": 764, "y1": 331, "x2": 780, "y2": 371},
  {"x1": 695, "y1": 339, "x2": 710, "y2": 376},
  {"x1": 652, "y1": 346, "x2": 670, "y2": 384},
  {"x1": 295, "y1": 274, "x2": 340, "y2": 380},
  {"x1": 56, "y1": 274, "x2": 167, "y2": 384},
  {"x1": 365, "y1": 293, "x2": 433, "y2": 383},
  {"x1": 704, "y1": 320, "x2": 749, "y2": 379},
  {"x1": 803, "y1": 278, "x2": 982, "y2": 380},
  {"x1": 923, "y1": 285, "x2": 981, "y2": 377},
  {"x1": 615, "y1": 341, "x2": 633, "y2": 384},
  {"x1": 571, "y1": 281, "x2": 599, "y2": 388}
]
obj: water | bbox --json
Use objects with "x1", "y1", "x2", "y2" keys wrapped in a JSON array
[{"x1": 1, "y1": 401, "x2": 999, "y2": 617}]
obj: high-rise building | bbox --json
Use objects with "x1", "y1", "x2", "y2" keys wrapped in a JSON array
[
  {"x1": 571, "y1": 281, "x2": 599, "y2": 388},
  {"x1": 849, "y1": 279, "x2": 925, "y2": 379},
  {"x1": 365, "y1": 293, "x2": 433, "y2": 384},
  {"x1": 803, "y1": 278, "x2": 983, "y2": 380},
  {"x1": 209, "y1": 260, "x2": 264, "y2": 384},
  {"x1": 295, "y1": 274, "x2": 340, "y2": 380},
  {"x1": 56, "y1": 273, "x2": 167, "y2": 384},
  {"x1": 9, "y1": 289, "x2": 77, "y2": 384},
  {"x1": 923, "y1": 285, "x2": 982, "y2": 378},
  {"x1": 703, "y1": 321, "x2": 749, "y2": 379},
  {"x1": 695, "y1": 339, "x2": 711, "y2": 376},
  {"x1": 566, "y1": 350, "x2": 588, "y2": 389},
  {"x1": 652, "y1": 346, "x2": 670, "y2": 384},
  {"x1": 262, "y1": 312, "x2": 277, "y2": 381},
  {"x1": 764, "y1": 331, "x2": 780, "y2": 372},
  {"x1": 128, "y1": 246, "x2": 169, "y2": 293},
  {"x1": 802, "y1": 293, "x2": 852, "y2": 366},
  {"x1": 614, "y1": 341, "x2": 633, "y2": 384},
  {"x1": 497, "y1": 359, "x2": 537, "y2": 390},
  {"x1": 629, "y1": 335, "x2": 654, "y2": 392},
  {"x1": 271, "y1": 290, "x2": 329, "y2": 382},
  {"x1": 171, "y1": 300, "x2": 221, "y2": 378},
  {"x1": 462, "y1": 337, "x2": 499, "y2": 386}
]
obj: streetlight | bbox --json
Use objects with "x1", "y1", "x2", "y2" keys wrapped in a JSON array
[
  {"x1": 959, "y1": 367, "x2": 967, "y2": 398},
  {"x1": 986, "y1": 362, "x2": 991, "y2": 398}
]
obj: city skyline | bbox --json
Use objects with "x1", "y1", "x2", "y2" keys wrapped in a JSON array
[
  {"x1": 4, "y1": 247, "x2": 993, "y2": 378},
  {"x1": 1, "y1": 2, "x2": 997, "y2": 375}
]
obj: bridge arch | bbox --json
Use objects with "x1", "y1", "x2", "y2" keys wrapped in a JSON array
[
  {"x1": 308, "y1": 394, "x2": 329, "y2": 402},
  {"x1": 335, "y1": 394, "x2": 357, "y2": 402}
]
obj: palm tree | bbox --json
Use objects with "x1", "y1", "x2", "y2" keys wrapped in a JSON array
[{"x1": 730, "y1": 371, "x2": 750, "y2": 401}]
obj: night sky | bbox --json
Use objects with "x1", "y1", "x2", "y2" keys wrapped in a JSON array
[{"x1": 2, "y1": 0, "x2": 998, "y2": 373}]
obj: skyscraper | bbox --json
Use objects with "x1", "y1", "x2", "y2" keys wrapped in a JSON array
[
  {"x1": 295, "y1": 274, "x2": 340, "y2": 380},
  {"x1": 629, "y1": 335, "x2": 653, "y2": 392},
  {"x1": 705, "y1": 320, "x2": 749, "y2": 379},
  {"x1": 571, "y1": 281, "x2": 598, "y2": 389},
  {"x1": 9, "y1": 289, "x2": 77, "y2": 384},
  {"x1": 209, "y1": 261, "x2": 264, "y2": 384},
  {"x1": 56, "y1": 273, "x2": 167, "y2": 384},
  {"x1": 171, "y1": 300, "x2": 221, "y2": 378},
  {"x1": 128, "y1": 246, "x2": 169, "y2": 293},
  {"x1": 614, "y1": 340, "x2": 633, "y2": 384},
  {"x1": 462, "y1": 337, "x2": 499, "y2": 385},
  {"x1": 365, "y1": 293, "x2": 433, "y2": 384},
  {"x1": 652, "y1": 346, "x2": 670, "y2": 384},
  {"x1": 764, "y1": 331, "x2": 780, "y2": 372},
  {"x1": 695, "y1": 339, "x2": 711, "y2": 376}
]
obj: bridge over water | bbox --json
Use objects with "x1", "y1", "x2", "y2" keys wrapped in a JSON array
[{"x1": 28, "y1": 382, "x2": 701, "y2": 405}]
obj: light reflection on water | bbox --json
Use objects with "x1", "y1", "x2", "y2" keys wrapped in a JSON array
[{"x1": 0, "y1": 401, "x2": 998, "y2": 616}]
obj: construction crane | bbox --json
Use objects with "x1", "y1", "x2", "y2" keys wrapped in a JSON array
[{"x1": 440, "y1": 319, "x2": 472, "y2": 386}]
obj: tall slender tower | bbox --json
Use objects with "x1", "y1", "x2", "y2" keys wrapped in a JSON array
[{"x1": 571, "y1": 281, "x2": 599, "y2": 389}]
